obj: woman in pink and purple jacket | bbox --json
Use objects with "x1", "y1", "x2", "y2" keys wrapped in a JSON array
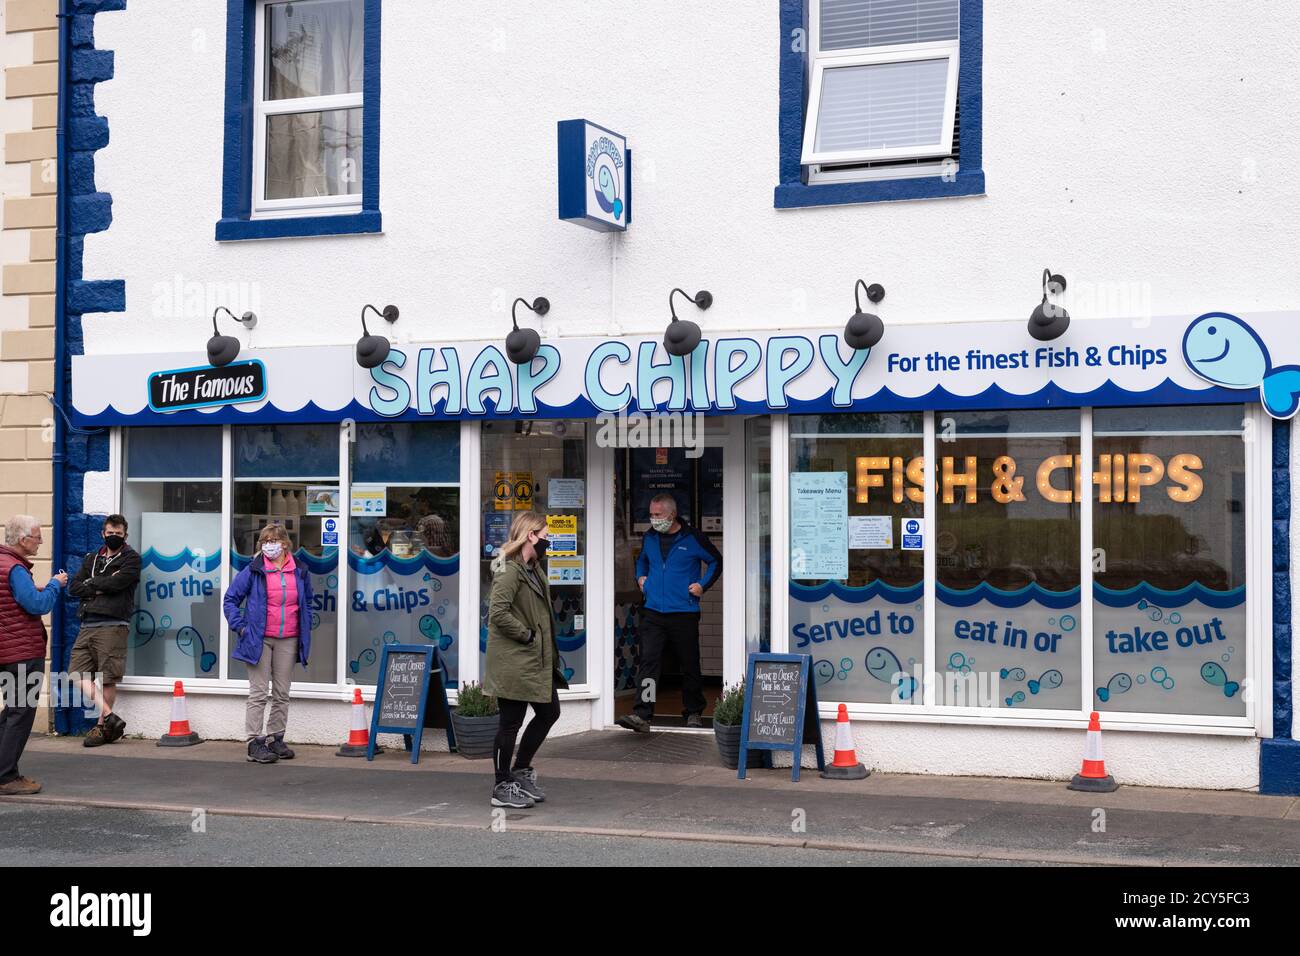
[{"x1": 223, "y1": 524, "x2": 314, "y2": 765}]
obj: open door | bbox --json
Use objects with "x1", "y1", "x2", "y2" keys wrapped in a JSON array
[{"x1": 599, "y1": 416, "x2": 746, "y2": 730}]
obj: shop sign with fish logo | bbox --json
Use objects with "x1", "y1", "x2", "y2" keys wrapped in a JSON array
[
  {"x1": 558, "y1": 119, "x2": 631, "y2": 232},
  {"x1": 1182, "y1": 311, "x2": 1300, "y2": 419}
]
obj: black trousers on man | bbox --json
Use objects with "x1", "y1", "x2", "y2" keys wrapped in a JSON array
[
  {"x1": 633, "y1": 608, "x2": 705, "y2": 721},
  {"x1": 0, "y1": 658, "x2": 43, "y2": 785}
]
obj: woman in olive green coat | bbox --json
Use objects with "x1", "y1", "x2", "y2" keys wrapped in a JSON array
[{"x1": 484, "y1": 511, "x2": 569, "y2": 809}]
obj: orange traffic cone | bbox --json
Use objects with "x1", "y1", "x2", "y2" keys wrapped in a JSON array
[
  {"x1": 1068, "y1": 711, "x2": 1118, "y2": 792},
  {"x1": 819, "y1": 703, "x2": 869, "y2": 779},
  {"x1": 157, "y1": 680, "x2": 202, "y2": 747},
  {"x1": 336, "y1": 688, "x2": 380, "y2": 757}
]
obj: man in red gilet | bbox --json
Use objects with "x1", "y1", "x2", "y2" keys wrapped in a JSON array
[{"x1": 0, "y1": 515, "x2": 66, "y2": 795}]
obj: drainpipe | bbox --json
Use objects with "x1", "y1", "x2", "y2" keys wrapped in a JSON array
[{"x1": 51, "y1": 0, "x2": 70, "y2": 733}]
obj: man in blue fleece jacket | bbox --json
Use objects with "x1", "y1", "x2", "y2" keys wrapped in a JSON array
[{"x1": 617, "y1": 493, "x2": 721, "y2": 732}]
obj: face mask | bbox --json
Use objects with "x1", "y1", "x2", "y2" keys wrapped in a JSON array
[
  {"x1": 261, "y1": 543, "x2": 283, "y2": 560},
  {"x1": 104, "y1": 534, "x2": 125, "y2": 551},
  {"x1": 650, "y1": 517, "x2": 673, "y2": 534},
  {"x1": 532, "y1": 537, "x2": 550, "y2": 559}
]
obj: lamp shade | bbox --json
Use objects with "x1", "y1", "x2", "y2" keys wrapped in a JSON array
[
  {"x1": 506, "y1": 326, "x2": 541, "y2": 365},
  {"x1": 1028, "y1": 301, "x2": 1070, "y2": 341},
  {"x1": 663, "y1": 319, "x2": 702, "y2": 357},
  {"x1": 843, "y1": 310, "x2": 884, "y2": 350},
  {"x1": 356, "y1": 333, "x2": 391, "y2": 369},
  {"x1": 207, "y1": 334, "x2": 241, "y2": 367}
]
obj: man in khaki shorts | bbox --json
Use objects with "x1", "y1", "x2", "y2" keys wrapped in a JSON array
[{"x1": 67, "y1": 515, "x2": 140, "y2": 747}]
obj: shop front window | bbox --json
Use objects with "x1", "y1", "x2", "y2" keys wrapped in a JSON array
[
  {"x1": 231, "y1": 423, "x2": 339, "y2": 684},
  {"x1": 480, "y1": 420, "x2": 587, "y2": 686},
  {"x1": 347, "y1": 423, "x2": 460, "y2": 687},
  {"x1": 1092, "y1": 405, "x2": 1247, "y2": 717},
  {"x1": 934, "y1": 410, "x2": 1082, "y2": 711},
  {"x1": 121, "y1": 427, "x2": 223, "y2": 679},
  {"x1": 789, "y1": 413, "x2": 925, "y2": 704}
]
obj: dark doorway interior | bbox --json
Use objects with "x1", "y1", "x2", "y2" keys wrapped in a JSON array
[{"x1": 613, "y1": 445, "x2": 723, "y2": 728}]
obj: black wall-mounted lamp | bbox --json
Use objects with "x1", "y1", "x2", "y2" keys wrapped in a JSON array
[
  {"x1": 1028, "y1": 269, "x2": 1069, "y2": 341},
  {"x1": 664, "y1": 287, "x2": 712, "y2": 357},
  {"x1": 207, "y1": 306, "x2": 257, "y2": 367},
  {"x1": 843, "y1": 280, "x2": 885, "y2": 350},
  {"x1": 506, "y1": 296, "x2": 550, "y2": 365},
  {"x1": 356, "y1": 303, "x2": 400, "y2": 369}
]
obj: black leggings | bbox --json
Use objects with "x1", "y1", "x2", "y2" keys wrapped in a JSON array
[{"x1": 493, "y1": 687, "x2": 561, "y2": 784}]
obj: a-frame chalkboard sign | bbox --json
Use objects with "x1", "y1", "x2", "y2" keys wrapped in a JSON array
[
  {"x1": 737, "y1": 653, "x2": 825, "y2": 781},
  {"x1": 367, "y1": 644, "x2": 455, "y2": 764}
]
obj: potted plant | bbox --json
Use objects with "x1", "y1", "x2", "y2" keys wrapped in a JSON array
[
  {"x1": 451, "y1": 681, "x2": 499, "y2": 759},
  {"x1": 712, "y1": 679, "x2": 754, "y2": 770}
]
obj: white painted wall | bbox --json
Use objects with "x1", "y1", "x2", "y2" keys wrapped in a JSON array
[
  {"x1": 114, "y1": 688, "x2": 1258, "y2": 790},
  {"x1": 85, "y1": 2, "x2": 1300, "y2": 354}
]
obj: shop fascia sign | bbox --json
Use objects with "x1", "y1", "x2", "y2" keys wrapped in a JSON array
[{"x1": 68, "y1": 311, "x2": 1300, "y2": 426}]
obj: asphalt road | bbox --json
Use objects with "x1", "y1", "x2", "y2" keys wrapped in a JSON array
[{"x1": 2, "y1": 803, "x2": 1040, "y2": 867}]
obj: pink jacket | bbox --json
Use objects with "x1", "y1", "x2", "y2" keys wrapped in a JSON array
[{"x1": 263, "y1": 553, "x2": 301, "y2": 639}]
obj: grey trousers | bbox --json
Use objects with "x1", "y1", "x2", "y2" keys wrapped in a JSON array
[{"x1": 245, "y1": 637, "x2": 298, "y2": 739}]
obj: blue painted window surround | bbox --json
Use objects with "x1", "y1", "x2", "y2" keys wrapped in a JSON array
[
  {"x1": 217, "y1": 0, "x2": 382, "y2": 241},
  {"x1": 774, "y1": 0, "x2": 985, "y2": 209}
]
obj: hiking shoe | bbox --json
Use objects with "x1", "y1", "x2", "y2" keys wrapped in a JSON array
[
  {"x1": 685, "y1": 713, "x2": 703, "y2": 729},
  {"x1": 0, "y1": 777, "x2": 41, "y2": 795},
  {"x1": 246, "y1": 737, "x2": 279, "y2": 764},
  {"x1": 83, "y1": 725, "x2": 108, "y2": 748},
  {"x1": 267, "y1": 734, "x2": 295, "y2": 760},
  {"x1": 513, "y1": 767, "x2": 545, "y2": 802},
  {"x1": 103, "y1": 712, "x2": 126, "y2": 743},
  {"x1": 490, "y1": 779, "x2": 535, "y2": 809},
  {"x1": 616, "y1": 714, "x2": 651, "y2": 734}
]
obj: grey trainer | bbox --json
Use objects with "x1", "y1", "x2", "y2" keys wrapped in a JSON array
[
  {"x1": 490, "y1": 779, "x2": 535, "y2": 809},
  {"x1": 513, "y1": 767, "x2": 546, "y2": 802}
]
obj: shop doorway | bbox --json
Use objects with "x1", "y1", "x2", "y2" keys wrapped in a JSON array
[{"x1": 605, "y1": 416, "x2": 743, "y2": 730}]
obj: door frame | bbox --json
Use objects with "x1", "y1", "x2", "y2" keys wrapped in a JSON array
[{"x1": 592, "y1": 415, "x2": 748, "y2": 730}]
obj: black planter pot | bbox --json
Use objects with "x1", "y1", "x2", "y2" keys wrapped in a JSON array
[
  {"x1": 717, "y1": 723, "x2": 748, "y2": 770},
  {"x1": 451, "y1": 711, "x2": 499, "y2": 759}
]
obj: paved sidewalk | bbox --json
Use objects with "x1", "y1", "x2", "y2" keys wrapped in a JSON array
[{"x1": 12, "y1": 732, "x2": 1300, "y2": 865}]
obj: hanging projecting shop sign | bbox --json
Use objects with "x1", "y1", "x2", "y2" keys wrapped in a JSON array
[
  {"x1": 557, "y1": 119, "x2": 630, "y2": 232},
  {"x1": 69, "y1": 311, "x2": 1297, "y2": 427}
]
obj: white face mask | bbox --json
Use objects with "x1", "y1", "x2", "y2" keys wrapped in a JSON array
[
  {"x1": 261, "y1": 542, "x2": 284, "y2": 560},
  {"x1": 650, "y1": 517, "x2": 674, "y2": 534}
]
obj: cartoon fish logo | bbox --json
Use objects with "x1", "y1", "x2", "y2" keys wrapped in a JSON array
[
  {"x1": 1096, "y1": 672, "x2": 1132, "y2": 703},
  {"x1": 175, "y1": 625, "x2": 217, "y2": 673},
  {"x1": 1200, "y1": 661, "x2": 1240, "y2": 698},
  {"x1": 1182, "y1": 312, "x2": 1300, "y2": 418},
  {"x1": 1027, "y1": 669, "x2": 1063, "y2": 695},
  {"x1": 592, "y1": 155, "x2": 624, "y2": 220},
  {"x1": 866, "y1": 647, "x2": 916, "y2": 700}
]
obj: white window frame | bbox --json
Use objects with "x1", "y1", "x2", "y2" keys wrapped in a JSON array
[
  {"x1": 251, "y1": 0, "x2": 364, "y2": 219},
  {"x1": 801, "y1": 0, "x2": 960, "y2": 170},
  {"x1": 109, "y1": 421, "x2": 481, "y2": 709},
  {"x1": 777, "y1": 406, "x2": 1268, "y2": 737}
]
